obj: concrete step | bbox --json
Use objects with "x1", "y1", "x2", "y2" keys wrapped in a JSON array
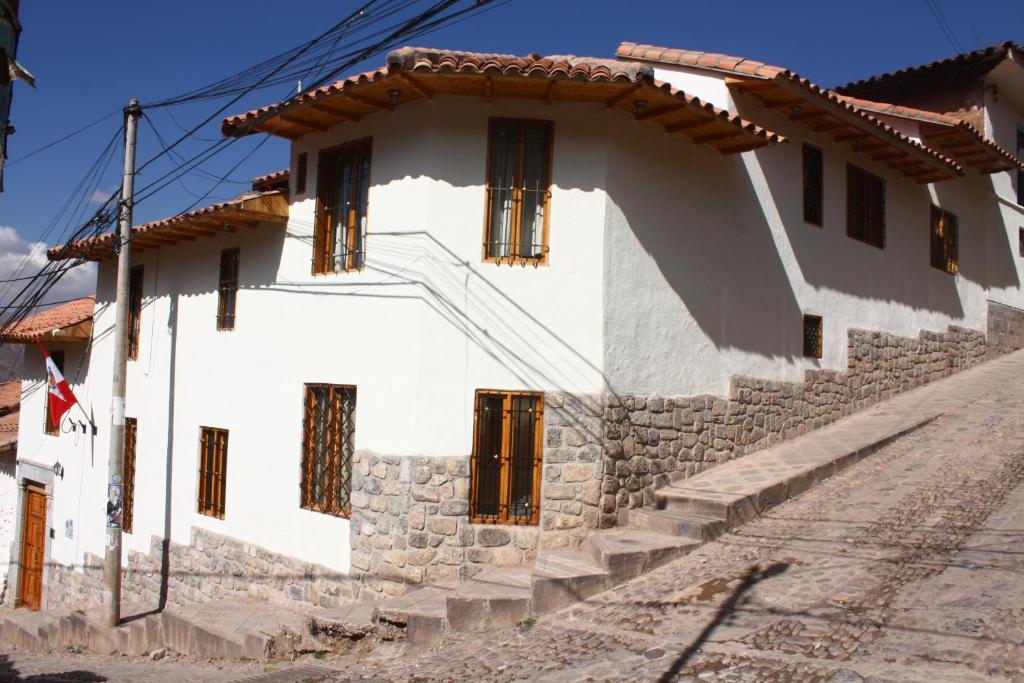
[
  {"x1": 374, "y1": 585, "x2": 454, "y2": 649},
  {"x1": 531, "y1": 551, "x2": 610, "y2": 615},
  {"x1": 585, "y1": 529, "x2": 701, "y2": 584},
  {"x1": 627, "y1": 508, "x2": 727, "y2": 541},
  {"x1": 445, "y1": 567, "x2": 532, "y2": 633},
  {"x1": 0, "y1": 610, "x2": 66, "y2": 651},
  {"x1": 162, "y1": 600, "x2": 312, "y2": 660}
]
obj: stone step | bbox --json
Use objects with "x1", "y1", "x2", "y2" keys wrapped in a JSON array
[
  {"x1": 584, "y1": 529, "x2": 701, "y2": 584},
  {"x1": 161, "y1": 600, "x2": 312, "y2": 660},
  {"x1": 654, "y1": 486, "x2": 757, "y2": 526},
  {"x1": 374, "y1": 585, "x2": 454, "y2": 649},
  {"x1": 445, "y1": 566, "x2": 532, "y2": 633},
  {"x1": 531, "y1": 551, "x2": 611, "y2": 614},
  {"x1": 627, "y1": 508, "x2": 727, "y2": 541}
]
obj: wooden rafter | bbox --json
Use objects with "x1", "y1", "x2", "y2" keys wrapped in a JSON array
[
  {"x1": 604, "y1": 82, "x2": 643, "y2": 109},
  {"x1": 310, "y1": 103, "x2": 361, "y2": 122},
  {"x1": 280, "y1": 114, "x2": 329, "y2": 132},
  {"x1": 635, "y1": 102, "x2": 685, "y2": 121},
  {"x1": 347, "y1": 92, "x2": 393, "y2": 111},
  {"x1": 399, "y1": 72, "x2": 433, "y2": 100}
]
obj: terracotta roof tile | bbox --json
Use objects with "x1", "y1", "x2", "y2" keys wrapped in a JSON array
[
  {"x1": 616, "y1": 42, "x2": 786, "y2": 80},
  {"x1": 0, "y1": 381, "x2": 19, "y2": 412},
  {"x1": 0, "y1": 411, "x2": 17, "y2": 452},
  {"x1": 0, "y1": 296, "x2": 94, "y2": 342},
  {"x1": 251, "y1": 169, "x2": 289, "y2": 192}
]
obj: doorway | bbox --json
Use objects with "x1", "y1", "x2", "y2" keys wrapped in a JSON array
[{"x1": 19, "y1": 485, "x2": 46, "y2": 610}]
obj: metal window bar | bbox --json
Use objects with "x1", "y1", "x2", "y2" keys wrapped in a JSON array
[
  {"x1": 123, "y1": 417, "x2": 137, "y2": 533},
  {"x1": 217, "y1": 248, "x2": 239, "y2": 330},
  {"x1": 198, "y1": 427, "x2": 228, "y2": 519},
  {"x1": 314, "y1": 140, "x2": 370, "y2": 274},
  {"x1": 470, "y1": 391, "x2": 542, "y2": 525},
  {"x1": 301, "y1": 384, "x2": 355, "y2": 517},
  {"x1": 803, "y1": 315, "x2": 823, "y2": 359},
  {"x1": 802, "y1": 144, "x2": 823, "y2": 226}
]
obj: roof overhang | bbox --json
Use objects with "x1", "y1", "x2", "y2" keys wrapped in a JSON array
[
  {"x1": 222, "y1": 48, "x2": 784, "y2": 155},
  {"x1": 49, "y1": 191, "x2": 289, "y2": 262},
  {"x1": 0, "y1": 296, "x2": 94, "y2": 343}
]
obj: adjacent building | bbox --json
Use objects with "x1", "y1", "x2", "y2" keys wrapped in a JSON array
[{"x1": 11, "y1": 41, "x2": 1024, "y2": 611}]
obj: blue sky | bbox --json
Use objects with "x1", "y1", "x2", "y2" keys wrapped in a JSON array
[{"x1": 0, "y1": 0, "x2": 1020, "y2": 265}]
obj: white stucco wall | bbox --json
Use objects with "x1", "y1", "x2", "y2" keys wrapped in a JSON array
[{"x1": 0, "y1": 453, "x2": 17, "y2": 593}]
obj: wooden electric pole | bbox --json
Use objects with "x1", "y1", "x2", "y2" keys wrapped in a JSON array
[{"x1": 103, "y1": 97, "x2": 141, "y2": 627}]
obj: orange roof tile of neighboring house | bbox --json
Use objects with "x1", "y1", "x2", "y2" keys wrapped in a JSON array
[
  {"x1": 616, "y1": 41, "x2": 963, "y2": 183},
  {"x1": 220, "y1": 47, "x2": 784, "y2": 155},
  {"x1": 0, "y1": 296, "x2": 94, "y2": 342},
  {"x1": 49, "y1": 190, "x2": 289, "y2": 261},
  {"x1": 0, "y1": 410, "x2": 17, "y2": 454},
  {"x1": 0, "y1": 381, "x2": 19, "y2": 412},
  {"x1": 251, "y1": 169, "x2": 289, "y2": 192}
]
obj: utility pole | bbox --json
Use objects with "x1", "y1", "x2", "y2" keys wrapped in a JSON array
[{"x1": 103, "y1": 97, "x2": 141, "y2": 627}]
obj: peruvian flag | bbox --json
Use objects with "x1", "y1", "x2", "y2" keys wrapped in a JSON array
[{"x1": 38, "y1": 341, "x2": 79, "y2": 428}]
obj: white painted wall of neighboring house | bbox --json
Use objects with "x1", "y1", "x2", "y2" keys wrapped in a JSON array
[{"x1": 0, "y1": 453, "x2": 18, "y2": 597}]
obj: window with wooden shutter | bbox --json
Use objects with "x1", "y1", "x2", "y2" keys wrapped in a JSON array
[
  {"x1": 483, "y1": 119, "x2": 552, "y2": 265},
  {"x1": 470, "y1": 390, "x2": 543, "y2": 526},
  {"x1": 123, "y1": 417, "x2": 137, "y2": 534},
  {"x1": 314, "y1": 138, "x2": 371, "y2": 274},
  {"x1": 846, "y1": 164, "x2": 885, "y2": 249},
  {"x1": 930, "y1": 205, "x2": 959, "y2": 274},
  {"x1": 217, "y1": 248, "x2": 240, "y2": 330},
  {"x1": 802, "y1": 315, "x2": 823, "y2": 359},
  {"x1": 301, "y1": 384, "x2": 355, "y2": 517},
  {"x1": 198, "y1": 427, "x2": 228, "y2": 519},
  {"x1": 803, "y1": 144, "x2": 823, "y2": 227},
  {"x1": 43, "y1": 350, "x2": 65, "y2": 435},
  {"x1": 295, "y1": 152, "x2": 308, "y2": 195},
  {"x1": 127, "y1": 265, "x2": 144, "y2": 360}
]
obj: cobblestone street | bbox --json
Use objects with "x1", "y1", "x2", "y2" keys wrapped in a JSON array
[{"x1": 3, "y1": 355, "x2": 1024, "y2": 682}]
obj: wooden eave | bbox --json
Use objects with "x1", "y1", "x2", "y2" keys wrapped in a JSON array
[
  {"x1": 0, "y1": 319, "x2": 93, "y2": 344},
  {"x1": 727, "y1": 76, "x2": 963, "y2": 183},
  {"x1": 51, "y1": 192, "x2": 289, "y2": 262},
  {"x1": 228, "y1": 70, "x2": 783, "y2": 154},
  {"x1": 918, "y1": 122, "x2": 1023, "y2": 174}
]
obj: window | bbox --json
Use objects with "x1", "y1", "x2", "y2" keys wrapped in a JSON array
[
  {"x1": 301, "y1": 384, "x2": 355, "y2": 517},
  {"x1": 846, "y1": 164, "x2": 885, "y2": 248},
  {"x1": 1017, "y1": 128, "x2": 1024, "y2": 206},
  {"x1": 484, "y1": 119, "x2": 553, "y2": 264},
  {"x1": 803, "y1": 315, "x2": 823, "y2": 359},
  {"x1": 123, "y1": 417, "x2": 137, "y2": 534},
  {"x1": 1019, "y1": 227, "x2": 1024, "y2": 257},
  {"x1": 198, "y1": 427, "x2": 228, "y2": 519},
  {"x1": 314, "y1": 138, "x2": 371, "y2": 274},
  {"x1": 295, "y1": 152, "x2": 308, "y2": 195},
  {"x1": 43, "y1": 350, "x2": 65, "y2": 435},
  {"x1": 930, "y1": 206, "x2": 959, "y2": 274},
  {"x1": 217, "y1": 248, "x2": 240, "y2": 330},
  {"x1": 127, "y1": 265, "x2": 144, "y2": 360},
  {"x1": 803, "y1": 144, "x2": 823, "y2": 226},
  {"x1": 470, "y1": 391, "x2": 543, "y2": 525}
]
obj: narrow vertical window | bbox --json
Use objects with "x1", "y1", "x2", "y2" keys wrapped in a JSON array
[
  {"x1": 43, "y1": 350, "x2": 65, "y2": 435},
  {"x1": 1016, "y1": 128, "x2": 1024, "y2": 206},
  {"x1": 123, "y1": 417, "x2": 137, "y2": 534},
  {"x1": 803, "y1": 315, "x2": 823, "y2": 359},
  {"x1": 127, "y1": 265, "x2": 144, "y2": 360},
  {"x1": 930, "y1": 205, "x2": 959, "y2": 274},
  {"x1": 803, "y1": 144, "x2": 823, "y2": 226},
  {"x1": 484, "y1": 119, "x2": 552, "y2": 264},
  {"x1": 470, "y1": 390, "x2": 543, "y2": 525},
  {"x1": 301, "y1": 384, "x2": 355, "y2": 517},
  {"x1": 217, "y1": 248, "x2": 240, "y2": 330},
  {"x1": 846, "y1": 164, "x2": 885, "y2": 248},
  {"x1": 295, "y1": 152, "x2": 308, "y2": 195},
  {"x1": 198, "y1": 427, "x2": 228, "y2": 519},
  {"x1": 1019, "y1": 227, "x2": 1024, "y2": 257},
  {"x1": 314, "y1": 138, "x2": 371, "y2": 274}
]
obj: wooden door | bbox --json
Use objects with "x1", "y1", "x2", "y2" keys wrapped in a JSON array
[{"x1": 19, "y1": 486, "x2": 46, "y2": 611}]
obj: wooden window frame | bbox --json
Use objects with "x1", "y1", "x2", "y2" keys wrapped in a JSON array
[
  {"x1": 482, "y1": 118, "x2": 553, "y2": 266},
  {"x1": 846, "y1": 164, "x2": 886, "y2": 249},
  {"x1": 197, "y1": 427, "x2": 228, "y2": 519},
  {"x1": 216, "y1": 248, "x2": 240, "y2": 331},
  {"x1": 469, "y1": 389, "x2": 544, "y2": 526},
  {"x1": 301, "y1": 384, "x2": 356, "y2": 518},
  {"x1": 803, "y1": 314, "x2": 823, "y2": 359},
  {"x1": 43, "y1": 350, "x2": 65, "y2": 436},
  {"x1": 802, "y1": 143, "x2": 824, "y2": 227},
  {"x1": 930, "y1": 205, "x2": 959, "y2": 275},
  {"x1": 123, "y1": 417, "x2": 137, "y2": 534},
  {"x1": 127, "y1": 265, "x2": 144, "y2": 360},
  {"x1": 313, "y1": 137, "x2": 372, "y2": 275}
]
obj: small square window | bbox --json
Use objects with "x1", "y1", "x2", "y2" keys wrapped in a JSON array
[
  {"x1": 1019, "y1": 227, "x2": 1024, "y2": 258},
  {"x1": 803, "y1": 315, "x2": 823, "y2": 359}
]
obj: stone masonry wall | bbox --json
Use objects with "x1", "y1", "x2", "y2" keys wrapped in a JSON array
[
  {"x1": 987, "y1": 300, "x2": 1024, "y2": 352},
  {"x1": 46, "y1": 527, "x2": 360, "y2": 611},
  {"x1": 600, "y1": 326, "x2": 991, "y2": 525}
]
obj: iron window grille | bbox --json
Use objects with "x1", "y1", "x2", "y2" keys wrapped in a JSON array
[
  {"x1": 123, "y1": 417, "x2": 137, "y2": 534},
  {"x1": 198, "y1": 427, "x2": 228, "y2": 519},
  {"x1": 803, "y1": 315, "x2": 823, "y2": 359},
  {"x1": 803, "y1": 143, "x2": 823, "y2": 227},
  {"x1": 127, "y1": 265, "x2": 144, "y2": 360},
  {"x1": 314, "y1": 138, "x2": 371, "y2": 274},
  {"x1": 930, "y1": 205, "x2": 959, "y2": 275},
  {"x1": 217, "y1": 248, "x2": 240, "y2": 330},
  {"x1": 295, "y1": 152, "x2": 308, "y2": 195},
  {"x1": 301, "y1": 384, "x2": 355, "y2": 518},
  {"x1": 846, "y1": 164, "x2": 885, "y2": 249},
  {"x1": 43, "y1": 350, "x2": 65, "y2": 436},
  {"x1": 483, "y1": 119, "x2": 553, "y2": 266},
  {"x1": 470, "y1": 390, "x2": 544, "y2": 526}
]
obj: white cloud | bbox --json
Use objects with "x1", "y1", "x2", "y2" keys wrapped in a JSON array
[
  {"x1": 0, "y1": 225, "x2": 97, "y2": 311},
  {"x1": 89, "y1": 188, "x2": 115, "y2": 205}
]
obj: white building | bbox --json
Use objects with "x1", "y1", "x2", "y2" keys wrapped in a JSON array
[{"x1": 8, "y1": 42, "x2": 1024, "y2": 610}]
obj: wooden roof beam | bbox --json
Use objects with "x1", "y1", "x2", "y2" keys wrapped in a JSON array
[
  {"x1": 280, "y1": 115, "x2": 329, "y2": 132},
  {"x1": 483, "y1": 76, "x2": 493, "y2": 103},
  {"x1": 309, "y1": 103, "x2": 361, "y2": 123},
  {"x1": 664, "y1": 119, "x2": 713, "y2": 134},
  {"x1": 399, "y1": 72, "x2": 433, "y2": 101},
  {"x1": 604, "y1": 82, "x2": 643, "y2": 110},
  {"x1": 724, "y1": 76, "x2": 775, "y2": 93},
  {"x1": 347, "y1": 91, "x2": 393, "y2": 111},
  {"x1": 689, "y1": 129, "x2": 738, "y2": 145},
  {"x1": 635, "y1": 102, "x2": 686, "y2": 120},
  {"x1": 791, "y1": 109, "x2": 830, "y2": 122}
]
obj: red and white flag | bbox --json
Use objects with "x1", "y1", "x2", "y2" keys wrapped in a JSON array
[{"x1": 37, "y1": 341, "x2": 79, "y2": 428}]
